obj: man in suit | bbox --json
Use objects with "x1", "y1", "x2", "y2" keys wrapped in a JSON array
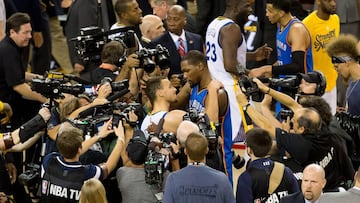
[
  {"x1": 280, "y1": 164, "x2": 326, "y2": 203},
  {"x1": 319, "y1": 166, "x2": 360, "y2": 202},
  {"x1": 150, "y1": 5, "x2": 203, "y2": 86}
]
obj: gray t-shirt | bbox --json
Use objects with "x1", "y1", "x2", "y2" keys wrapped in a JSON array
[
  {"x1": 163, "y1": 165, "x2": 235, "y2": 203},
  {"x1": 116, "y1": 166, "x2": 159, "y2": 203}
]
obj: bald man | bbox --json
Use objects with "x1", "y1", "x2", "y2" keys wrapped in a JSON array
[
  {"x1": 280, "y1": 164, "x2": 326, "y2": 203},
  {"x1": 139, "y1": 14, "x2": 165, "y2": 47}
]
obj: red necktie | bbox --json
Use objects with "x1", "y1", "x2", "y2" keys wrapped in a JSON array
[{"x1": 178, "y1": 38, "x2": 185, "y2": 57}]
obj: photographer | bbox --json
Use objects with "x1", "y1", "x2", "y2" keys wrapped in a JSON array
[
  {"x1": 116, "y1": 129, "x2": 161, "y2": 203},
  {"x1": 41, "y1": 119, "x2": 125, "y2": 203},
  {"x1": 235, "y1": 85, "x2": 354, "y2": 191}
]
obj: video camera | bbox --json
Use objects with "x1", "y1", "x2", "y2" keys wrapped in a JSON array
[
  {"x1": 136, "y1": 44, "x2": 170, "y2": 73},
  {"x1": 76, "y1": 101, "x2": 142, "y2": 136},
  {"x1": 31, "y1": 78, "x2": 85, "y2": 99},
  {"x1": 183, "y1": 109, "x2": 218, "y2": 154},
  {"x1": 267, "y1": 76, "x2": 300, "y2": 100},
  {"x1": 145, "y1": 150, "x2": 168, "y2": 187},
  {"x1": 72, "y1": 26, "x2": 136, "y2": 62}
]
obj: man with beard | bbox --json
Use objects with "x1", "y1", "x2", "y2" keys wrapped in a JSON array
[{"x1": 303, "y1": 0, "x2": 339, "y2": 115}]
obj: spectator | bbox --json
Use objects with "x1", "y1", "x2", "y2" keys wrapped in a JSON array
[
  {"x1": 319, "y1": 166, "x2": 360, "y2": 202},
  {"x1": 236, "y1": 128, "x2": 299, "y2": 203},
  {"x1": 280, "y1": 164, "x2": 326, "y2": 203},
  {"x1": 163, "y1": 132, "x2": 235, "y2": 203},
  {"x1": 79, "y1": 178, "x2": 107, "y2": 203},
  {"x1": 195, "y1": 0, "x2": 225, "y2": 38}
]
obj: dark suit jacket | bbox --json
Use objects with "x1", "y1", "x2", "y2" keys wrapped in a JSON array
[
  {"x1": 150, "y1": 31, "x2": 203, "y2": 76},
  {"x1": 280, "y1": 191, "x2": 305, "y2": 203}
]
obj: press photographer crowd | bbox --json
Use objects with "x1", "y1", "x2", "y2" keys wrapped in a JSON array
[{"x1": 1, "y1": 0, "x2": 360, "y2": 203}]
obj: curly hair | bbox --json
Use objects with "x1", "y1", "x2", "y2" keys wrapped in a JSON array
[{"x1": 326, "y1": 34, "x2": 359, "y2": 59}]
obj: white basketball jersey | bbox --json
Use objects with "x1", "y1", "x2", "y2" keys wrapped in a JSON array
[{"x1": 205, "y1": 17, "x2": 246, "y2": 86}]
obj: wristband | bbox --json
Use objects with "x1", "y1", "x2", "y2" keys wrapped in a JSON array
[{"x1": 3, "y1": 132, "x2": 15, "y2": 150}]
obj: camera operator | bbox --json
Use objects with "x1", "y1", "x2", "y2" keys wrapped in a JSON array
[
  {"x1": 236, "y1": 128, "x2": 299, "y2": 203},
  {"x1": 163, "y1": 132, "x2": 235, "y2": 203},
  {"x1": 235, "y1": 85, "x2": 354, "y2": 191},
  {"x1": 116, "y1": 128, "x2": 161, "y2": 203},
  {"x1": 41, "y1": 119, "x2": 125, "y2": 203}
]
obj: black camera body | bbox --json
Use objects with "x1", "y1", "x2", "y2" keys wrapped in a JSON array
[
  {"x1": 100, "y1": 77, "x2": 129, "y2": 92},
  {"x1": 144, "y1": 151, "x2": 167, "y2": 187},
  {"x1": 32, "y1": 78, "x2": 85, "y2": 98},
  {"x1": 268, "y1": 76, "x2": 299, "y2": 100},
  {"x1": 136, "y1": 44, "x2": 170, "y2": 73},
  {"x1": 238, "y1": 75, "x2": 264, "y2": 102},
  {"x1": 18, "y1": 164, "x2": 40, "y2": 190},
  {"x1": 73, "y1": 26, "x2": 136, "y2": 62},
  {"x1": 183, "y1": 109, "x2": 218, "y2": 153}
]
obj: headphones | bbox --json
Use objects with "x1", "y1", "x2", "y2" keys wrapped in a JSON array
[{"x1": 314, "y1": 70, "x2": 326, "y2": 96}]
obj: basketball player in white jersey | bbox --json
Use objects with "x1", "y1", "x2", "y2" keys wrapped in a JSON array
[{"x1": 205, "y1": 0, "x2": 271, "y2": 184}]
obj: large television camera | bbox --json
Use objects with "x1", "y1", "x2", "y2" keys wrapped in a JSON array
[
  {"x1": 31, "y1": 78, "x2": 85, "y2": 99},
  {"x1": 136, "y1": 45, "x2": 170, "y2": 73},
  {"x1": 72, "y1": 26, "x2": 136, "y2": 62}
]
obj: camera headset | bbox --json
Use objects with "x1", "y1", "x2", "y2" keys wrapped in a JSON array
[{"x1": 313, "y1": 71, "x2": 326, "y2": 96}]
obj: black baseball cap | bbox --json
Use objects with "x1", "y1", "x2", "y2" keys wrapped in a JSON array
[
  {"x1": 298, "y1": 72, "x2": 321, "y2": 83},
  {"x1": 126, "y1": 130, "x2": 148, "y2": 165}
]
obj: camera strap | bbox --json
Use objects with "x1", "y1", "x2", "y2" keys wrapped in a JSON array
[{"x1": 268, "y1": 162, "x2": 285, "y2": 194}]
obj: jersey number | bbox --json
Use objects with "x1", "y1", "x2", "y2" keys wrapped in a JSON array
[{"x1": 206, "y1": 42, "x2": 217, "y2": 62}]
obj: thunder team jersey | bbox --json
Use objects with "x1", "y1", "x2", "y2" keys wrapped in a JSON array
[
  {"x1": 189, "y1": 84, "x2": 234, "y2": 185},
  {"x1": 276, "y1": 18, "x2": 313, "y2": 74},
  {"x1": 189, "y1": 85, "x2": 208, "y2": 113}
]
